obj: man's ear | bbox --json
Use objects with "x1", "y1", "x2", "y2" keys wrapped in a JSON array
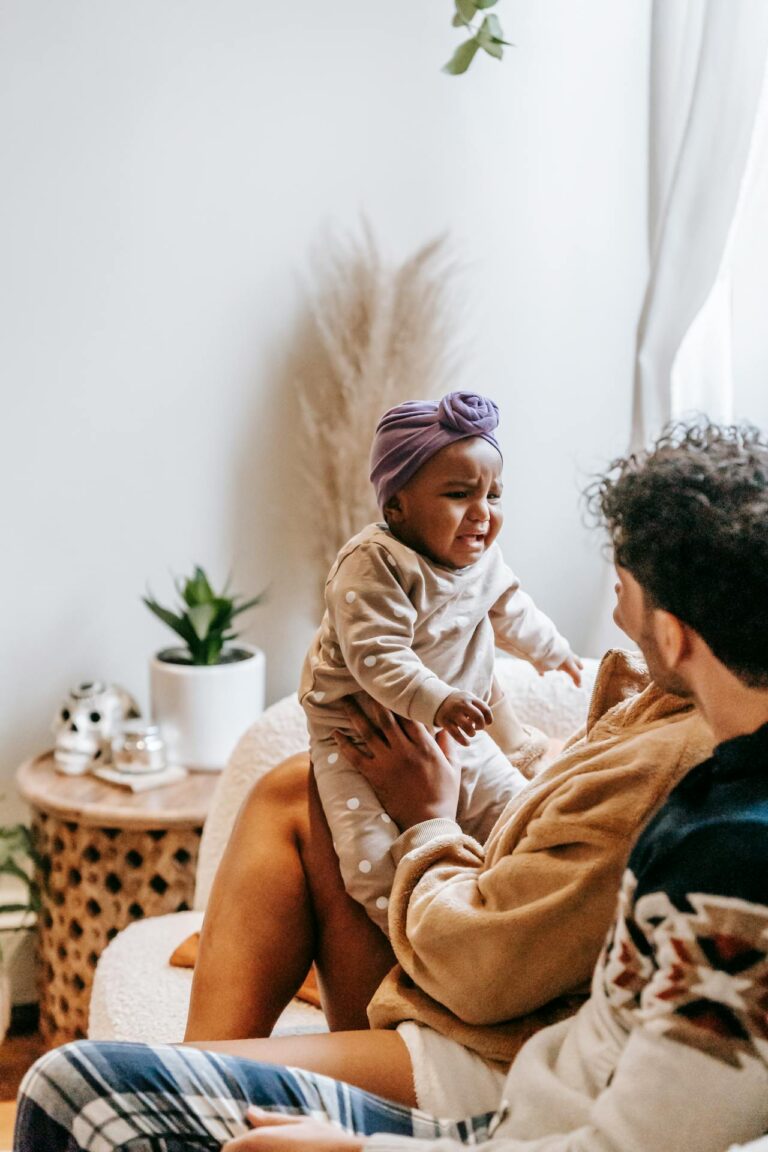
[
  {"x1": 655, "y1": 609, "x2": 690, "y2": 668},
  {"x1": 384, "y1": 494, "x2": 404, "y2": 524}
]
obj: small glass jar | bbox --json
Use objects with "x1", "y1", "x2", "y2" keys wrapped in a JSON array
[{"x1": 112, "y1": 722, "x2": 167, "y2": 774}]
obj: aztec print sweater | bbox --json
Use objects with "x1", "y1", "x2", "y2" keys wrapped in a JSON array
[{"x1": 367, "y1": 720, "x2": 768, "y2": 1152}]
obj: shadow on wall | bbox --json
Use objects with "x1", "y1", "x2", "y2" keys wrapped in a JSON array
[{"x1": 229, "y1": 307, "x2": 332, "y2": 705}]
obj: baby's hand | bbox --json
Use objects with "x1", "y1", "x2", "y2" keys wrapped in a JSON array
[
  {"x1": 434, "y1": 692, "x2": 493, "y2": 747},
  {"x1": 558, "y1": 653, "x2": 584, "y2": 687}
]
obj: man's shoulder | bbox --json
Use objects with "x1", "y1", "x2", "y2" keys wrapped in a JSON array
[{"x1": 630, "y1": 727, "x2": 768, "y2": 908}]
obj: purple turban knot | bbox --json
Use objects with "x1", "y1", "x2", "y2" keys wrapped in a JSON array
[{"x1": 369, "y1": 391, "x2": 501, "y2": 510}]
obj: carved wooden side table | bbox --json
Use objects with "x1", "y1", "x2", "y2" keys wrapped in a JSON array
[{"x1": 16, "y1": 753, "x2": 219, "y2": 1047}]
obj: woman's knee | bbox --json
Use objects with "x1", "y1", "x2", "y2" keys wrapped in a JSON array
[
  {"x1": 15, "y1": 1040, "x2": 253, "y2": 1149},
  {"x1": 16, "y1": 1042, "x2": 92, "y2": 1151},
  {"x1": 245, "y1": 752, "x2": 310, "y2": 824}
]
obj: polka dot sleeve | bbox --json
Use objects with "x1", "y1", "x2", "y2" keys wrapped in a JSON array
[
  {"x1": 489, "y1": 567, "x2": 572, "y2": 671},
  {"x1": 327, "y1": 543, "x2": 455, "y2": 726}
]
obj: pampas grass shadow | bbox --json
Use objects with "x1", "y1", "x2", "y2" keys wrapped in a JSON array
[{"x1": 295, "y1": 226, "x2": 464, "y2": 580}]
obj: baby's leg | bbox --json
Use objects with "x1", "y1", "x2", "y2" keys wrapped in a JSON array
[
  {"x1": 485, "y1": 677, "x2": 548, "y2": 780},
  {"x1": 311, "y1": 735, "x2": 398, "y2": 934},
  {"x1": 455, "y1": 730, "x2": 528, "y2": 845}
]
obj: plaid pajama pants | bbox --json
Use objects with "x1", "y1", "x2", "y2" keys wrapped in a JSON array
[{"x1": 14, "y1": 1040, "x2": 497, "y2": 1152}]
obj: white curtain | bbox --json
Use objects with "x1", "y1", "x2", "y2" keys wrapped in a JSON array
[
  {"x1": 587, "y1": 0, "x2": 768, "y2": 655},
  {"x1": 632, "y1": 0, "x2": 768, "y2": 448}
]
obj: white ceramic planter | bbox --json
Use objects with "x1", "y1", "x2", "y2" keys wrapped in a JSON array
[{"x1": 150, "y1": 644, "x2": 266, "y2": 771}]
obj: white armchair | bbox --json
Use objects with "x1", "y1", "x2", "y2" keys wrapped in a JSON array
[{"x1": 88, "y1": 657, "x2": 598, "y2": 1044}]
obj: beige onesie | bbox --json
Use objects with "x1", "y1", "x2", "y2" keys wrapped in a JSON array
[{"x1": 300, "y1": 522, "x2": 571, "y2": 931}]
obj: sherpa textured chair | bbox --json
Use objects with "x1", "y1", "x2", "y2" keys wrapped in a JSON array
[{"x1": 88, "y1": 656, "x2": 598, "y2": 1044}]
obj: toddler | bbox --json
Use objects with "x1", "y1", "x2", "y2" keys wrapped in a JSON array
[{"x1": 300, "y1": 391, "x2": 581, "y2": 931}]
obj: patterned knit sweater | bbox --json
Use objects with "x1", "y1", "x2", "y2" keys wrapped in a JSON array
[{"x1": 367, "y1": 721, "x2": 768, "y2": 1152}]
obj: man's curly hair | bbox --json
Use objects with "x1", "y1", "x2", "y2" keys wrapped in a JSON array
[{"x1": 586, "y1": 419, "x2": 768, "y2": 688}]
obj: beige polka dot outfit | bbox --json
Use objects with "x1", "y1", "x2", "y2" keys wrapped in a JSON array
[{"x1": 300, "y1": 523, "x2": 572, "y2": 932}]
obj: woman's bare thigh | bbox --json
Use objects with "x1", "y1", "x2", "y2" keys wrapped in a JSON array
[{"x1": 187, "y1": 754, "x2": 395, "y2": 1039}]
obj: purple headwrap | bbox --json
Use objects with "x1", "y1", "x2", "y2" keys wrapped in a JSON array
[{"x1": 369, "y1": 391, "x2": 501, "y2": 509}]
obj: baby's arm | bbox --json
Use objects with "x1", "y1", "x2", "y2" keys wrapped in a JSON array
[
  {"x1": 489, "y1": 567, "x2": 582, "y2": 684},
  {"x1": 328, "y1": 544, "x2": 459, "y2": 726}
]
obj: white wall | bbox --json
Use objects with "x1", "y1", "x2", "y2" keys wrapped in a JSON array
[{"x1": 0, "y1": 1, "x2": 653, "y2": 819}]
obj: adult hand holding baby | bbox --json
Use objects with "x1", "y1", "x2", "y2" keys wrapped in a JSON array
[{"x1": 334, "y1": 697, "x2": 461, "y2": 829}]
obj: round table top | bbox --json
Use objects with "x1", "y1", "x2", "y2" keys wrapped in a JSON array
[{"x1": 16, "y1": 753, "x2": 220, "y2": 831}]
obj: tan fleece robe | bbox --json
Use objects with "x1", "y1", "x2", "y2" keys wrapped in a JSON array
[{"x1": 368, "y1": 650, "x2": 714, "y2": 1064}]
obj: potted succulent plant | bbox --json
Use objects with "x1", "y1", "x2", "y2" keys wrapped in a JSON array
[
  {"x1": 144, "y1": 567, "x2": 266, "y2": 771},
  {"x1": 0, "y1": 823, "x2": 40, "y2": 1045}
]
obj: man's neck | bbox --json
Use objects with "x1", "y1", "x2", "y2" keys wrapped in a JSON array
[{"x1": 692, "y1": 663, "x2": 768, "y2": 746}]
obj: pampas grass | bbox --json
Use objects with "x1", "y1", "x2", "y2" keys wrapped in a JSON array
[{"x1": 296, "y1": 226, "x2": 461, "y2": 580}]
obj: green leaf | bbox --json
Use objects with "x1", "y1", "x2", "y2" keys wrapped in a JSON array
[
  {"x1": 0, "y1": 858, "x2": 33, "y2": 886},
  {"x1": 143, "y1": 598, "x2": 198, "y2": 648},
  {"x1": 451, "y1": 12, "x2": 465, "y2": 27},
  {"x1": 480, "y1": 37, "x2": 503, "y2": 59},
  {"x1": 206, "y1": 602, "x2": 234, "y2": 642},
  {"x1": 483, "y1": 12, "x2": 503, "y2": 39},
  {"x1": 202, "y1": 634, "x2": 224, "y2": 665},
  {"x1": 0, "y1": 840, "x2": 27, "y2": 866},
  {"x1": 476, "y1": 15, "x2": 506, "y2": 56},
  {"x1": 455, "y1": 0, "x2": 477, "y2": 21},
  {"x1": 474, "y1": 0, "x2": 498, "y2": 8},
  {"x1": 0, "y1": 825, "x2": 30, "y2": 849},
  {"x1": 443, "y1": 37, "x2": 480, "y2": 75},
  {"x1": 144, "y1": 568, "x2": 262, "y2": 664},
  {"x1": 188, "y1": 603, "x2": 216, "y2": 641},
  {"x1": 183, "y1": 567, "x2": 215, "y2": 608},
  {"x1": 0, "y1": 903, "x2": 35, "y2": 918},
  {"x1": 211, "y1": 595, "x2": 235, "y2": 617},
  {"x1": 0, "y1": 824, "x2": 25, "y2": 838}
]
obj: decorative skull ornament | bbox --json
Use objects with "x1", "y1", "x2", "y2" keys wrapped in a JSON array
[{"x1": 53, "y1": 681, "x2": 141, "y2": 775}]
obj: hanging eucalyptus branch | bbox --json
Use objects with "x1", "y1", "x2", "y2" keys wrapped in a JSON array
[{"x1": 444, "y1": 0, "x2": 511, "y2": 75}]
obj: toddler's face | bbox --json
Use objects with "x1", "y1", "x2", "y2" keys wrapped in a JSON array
[{"x1": 385, "y1": 437, "x2": 503, "y2": 569}]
